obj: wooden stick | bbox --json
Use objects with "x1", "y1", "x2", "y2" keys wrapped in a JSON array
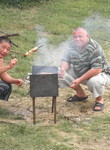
[{"x1": 0, "y1": 33, "x2": 19, "y2": 38}]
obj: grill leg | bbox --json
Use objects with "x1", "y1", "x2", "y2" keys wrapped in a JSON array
[
  {"x1": 32, "y1": 97, "x2": 36, "y2": 124},
  {"x1": 52, "y1": 97, "x2": 54, "y2": 113},
  {"x1": 52, "y1": 96, "x2": 56, "y2": 124}
]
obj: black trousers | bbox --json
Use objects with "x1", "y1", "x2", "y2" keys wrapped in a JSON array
[{"x1": 0, "y1": 81, "x2": 12, "y2": 101}]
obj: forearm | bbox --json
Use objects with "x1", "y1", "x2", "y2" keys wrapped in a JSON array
[
  {"x1": 60, "y1": 61, "x2": 70, "y2": 71},
  {"x1": 0, "y1": 59, "x2": 10, "y2": 74},
  {"x1": 0, "y1": 58, "x2": 18, "y2": 74},
  {"x1": 78, "y1": 68, "x2": 102, "y2": 83},
  {"x1": 0, "y1": 65, "x2": 11, "y2": 74},
  {"x1": 1, "y1": 72, "x2": 23, "y2": 86},
  {"x1": 0, "y1": 72, "x2": 17, "y2": 84}
]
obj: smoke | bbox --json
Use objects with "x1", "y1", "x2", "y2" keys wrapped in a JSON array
[
  {"x1": 83, "y1": 14, "x2": 110, "y2": 45},
  {"x1": 33, "y1": 14, "x2": 110, "y2": 67},
  {"x1": 33, "y1": 25, "x2": 71, "y2": 67}
]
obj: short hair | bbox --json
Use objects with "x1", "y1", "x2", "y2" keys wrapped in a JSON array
[
  {"x1": 73, "y1": 27, "x2": 88, "y2": 35},
  {"x1": 0, "y1": 37, "x2": 12, "y2": 45}
]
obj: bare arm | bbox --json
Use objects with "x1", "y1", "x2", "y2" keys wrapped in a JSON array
[
  {"x1": 0, "y1": 58, "x2": 23, "y2": 86},
  {"x1": 0, "y1": 58, "x2": 18, "y2": 74},
  {"x1": 0, "y1": 72, "x2": 23, "y2": 86},
  {"x1": 79, "y1": 68, "x2": 102, "y2": 82},
  {"x1": 60, "y1": 61, "x2": 70, "y2": 71},
  {"x1": 70, "y1": 68, "x2": 102, "y2": 87},
  {"x1": 59, "y1": 61, "x2": 70, "y2": 77}
]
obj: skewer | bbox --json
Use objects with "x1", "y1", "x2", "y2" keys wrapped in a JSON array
[
  {"x1": 10, "y1": 45, "x2": 43, "y2": 58},
  {"x1": 0, "y1": 33, "x2": 19, "y2": 38},
  {"x1": 24, "y1": 45, "x2": 43, "y2": 57},
  {"x1": 0, "y1": 32, "x2": 20, "y2": 47}
]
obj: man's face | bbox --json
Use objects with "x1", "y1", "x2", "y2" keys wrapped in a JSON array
[
  {"x1": 0, "y1": 41, "x2": 11, "y2": 58},
  {"x1": 73, "y1": 29, "x2": 88, "y2": 48}
]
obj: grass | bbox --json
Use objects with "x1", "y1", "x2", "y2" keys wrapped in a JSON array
[
  {"x1": 0, "y1": 113, "x2": 110, "y2": 150},
  {"x1": 0, "y1": 0, "x2": 110, "y2": 149},
  {"x1": 0, "y1": 122, "x2": 75, "y2": 150},
  {"x1": 0, "y1": 107, "x2": 23, "y2": 120}
]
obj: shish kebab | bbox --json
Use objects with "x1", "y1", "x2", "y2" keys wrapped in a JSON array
[
  {"x1": 10, "y1": 45, "x2": 43, "y2": 57},
  {"x1": 24, "y1": 45, "x2": 43, "y2": 57}
]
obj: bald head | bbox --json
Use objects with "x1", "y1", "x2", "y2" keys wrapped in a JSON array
[
  {"x1": 73, "y1": 27, "x2": 88, "y2": 35},
  {"x1": 73, "y1": 27, "x2": 89, "y2": 48}
]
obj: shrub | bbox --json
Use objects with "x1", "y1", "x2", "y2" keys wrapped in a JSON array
[{"x1": 0, "y1": 0, "x2": 49, "y2": 8}]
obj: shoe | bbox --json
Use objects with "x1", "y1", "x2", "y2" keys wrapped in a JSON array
[
  {"x1": 93, "y1": 102, "x2": 104, "y2": 111},
  {"x1": 67, "y1": 95, "x2": 88, "y2": 102}
]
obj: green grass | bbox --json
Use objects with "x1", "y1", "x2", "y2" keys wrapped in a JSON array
[
  {"x1": 0, "y1": 114, "x2": 110, "y2": 150},
  {"x1": 0, "y1": 122, "x2": 75, "y2": 150},
  {"x1": 0, "y1": 0, "x2": 110, "y2": 149},
  {"x1": 0, "y1": 107, "x2": 23, "y2": 120}
]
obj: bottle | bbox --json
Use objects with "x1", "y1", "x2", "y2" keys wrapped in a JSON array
[
  {"x1": 58, "y1": 67, "x2": 74, "y2": 86},
  {"x1": 63, "y1": 72, "x2": 74, "y2": 86}
]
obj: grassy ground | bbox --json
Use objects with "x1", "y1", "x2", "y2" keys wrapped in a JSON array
[
  {"x1": 0, "y1": 86, "x2": 110, "y2": 150},
  {"x1": 0, "y1": 0, "x2": 110, "y2": 149}
]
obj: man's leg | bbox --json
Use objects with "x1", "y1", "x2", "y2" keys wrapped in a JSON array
[
  {"x1": 86, "y1": 73, "x2": 110, "y2": 110},
  {"x1": 94, "y1": 96, "x2": 104, "y2": 110},
  {"x1": 71, "y1": 84, "x2": 87, "y2": 97},
  {"x1": 0, "y1": 80, "x2": 12, "y2": 101}
]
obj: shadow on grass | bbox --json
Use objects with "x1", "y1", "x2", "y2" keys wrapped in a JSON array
[{"x1": 0, "y1": 107, "x2": 24, "y2": 120}]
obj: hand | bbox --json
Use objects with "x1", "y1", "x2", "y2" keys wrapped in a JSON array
[
  {"x1": 15, "y1": 79, "x2": 24, "y2": 86},
  {"x1": 70, "y1": 78, "x2": 81, "y2": 88},
  {"x1": 8, "y1": 58, "x2": 18, "y2": 69}
]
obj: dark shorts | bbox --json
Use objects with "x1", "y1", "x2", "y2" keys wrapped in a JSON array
[{"x1": 0, "y1": 81, "x2": 12, "y2": 101}]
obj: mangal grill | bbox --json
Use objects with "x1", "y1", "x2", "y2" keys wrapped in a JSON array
[{"x1": 30, "y1": 66, "x2": 58, "y2": 124}]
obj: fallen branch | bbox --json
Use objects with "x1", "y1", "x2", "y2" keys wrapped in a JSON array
[{"x1": 0, "y1": 33, "x2": 19, "y2": 38}]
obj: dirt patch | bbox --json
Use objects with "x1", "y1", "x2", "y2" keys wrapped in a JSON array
[
  {"x1": 0, "y1": 85, "x2": 110, "y2": 124},
  {"x1": 0, "y1": 85, "x2": 110, "y2": 149}
]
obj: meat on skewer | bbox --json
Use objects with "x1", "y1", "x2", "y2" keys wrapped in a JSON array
[{"x1": 24, "y1": 45, "x2": 43, "y2": 57}]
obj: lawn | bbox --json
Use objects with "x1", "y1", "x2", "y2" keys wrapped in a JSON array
[{"x1": 0, "y1": 0, "x2": 110, "y2": 149}]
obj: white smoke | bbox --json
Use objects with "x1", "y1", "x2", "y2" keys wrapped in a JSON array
[
  {"x1": 83, "y1": 14, "x2": 110, "y2": 45},
  {"x1": 33, "y1": 14, "x2": 110, "y2": 66},
  {"x1": 33, "y1": 25, "x2": 71, "y2": 67}
]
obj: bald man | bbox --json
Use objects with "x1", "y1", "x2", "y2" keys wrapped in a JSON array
[{"x1": 59, "y1": 27, "x2": 110, "y2": 111}]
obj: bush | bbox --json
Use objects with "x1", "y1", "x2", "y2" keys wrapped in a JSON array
[{"x1": 0, "y1": 0, "x2": 48, "y2": 8}]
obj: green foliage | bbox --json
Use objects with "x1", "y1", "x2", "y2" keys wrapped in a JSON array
[{"x1": 0, "y1": 0, "x2": 39, "y2": 8}]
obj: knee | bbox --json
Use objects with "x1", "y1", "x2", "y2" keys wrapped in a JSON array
[
  {"x1": 87, "y1": 76, "x2": 100, "y2": 90},
  {"x1": 0, "y1": 82, "x2": 12, "y2": 93}
]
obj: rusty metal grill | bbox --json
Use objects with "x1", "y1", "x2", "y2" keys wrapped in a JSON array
[{"x1": 30, "y1": 66, "x2": 58, "y2": 124}]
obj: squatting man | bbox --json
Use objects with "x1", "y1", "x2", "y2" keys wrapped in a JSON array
[
  {"x1": 0, "y1": 37, "x2": 23, "y2": 101},
  {"x1": 59, "y1": 27, "x2": 110, "y2": 111}
]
